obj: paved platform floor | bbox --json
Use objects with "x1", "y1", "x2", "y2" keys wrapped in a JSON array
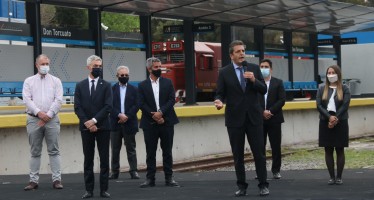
[{"x1": 1, "y1": 169, "x2": 373, "y2": 200}]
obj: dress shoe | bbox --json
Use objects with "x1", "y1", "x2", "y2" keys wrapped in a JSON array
[
  {"x1": 100, "y1": 191, "x2": 111, "y2": 198},
  {"x1": 259, "y1": 186, "x2": 270, "y2": 196},
  {"x1": 81, "y1": 191, "x2": 93, "y2": 199},
  {"x1": 24, "y1": 182, "x2": 38, "y2": 191},
  {"x1": 234, "y1": 189, "x2": 247, "y2": 197},
  {"x1": 139, "y1": 179, "x2": 155, "y2": 188},
  {"x1": 108, "y1": 173, "x2": 119, "y2": 180},
  {"x1": 273, "y1": 172, "x2": 281, "y2": 179},
  {"x1": 130, "y1": 171, "x2": 140, "y2": 179},
  {"x1": 165, "y1": 179, "x2": 180, "y2": 187},
  {"x1": 328, "y1": 178, "x2": 335, "y2": 185},
  {"x1": 335, "y1": 178, "x2": 343, "y2": 185},
  {"x1": 53, "y1": 180, "x2": 63, "y2": 189}
]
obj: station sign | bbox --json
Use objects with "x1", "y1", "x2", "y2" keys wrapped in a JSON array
[
  {"x1": 340, "y1": 37, "x2": 357, "y2": 45},
  {"x1": 192, "y1": 23, "x2": 215, "y2": 32},
  {"x1": 318, "y1": 37, "x2": 357, "y2": 46},
  {"x1": 163, "y1": 25, "x2": 183, "y2": 34}
]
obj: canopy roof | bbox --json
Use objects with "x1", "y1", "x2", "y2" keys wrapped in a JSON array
[{"x1": 39, "y1": 0, "x2": 374, "y2": 35}]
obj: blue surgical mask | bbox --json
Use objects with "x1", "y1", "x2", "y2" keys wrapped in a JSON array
[{"x1": 261, "y1": 68, "x2": 270, "y2": 78}]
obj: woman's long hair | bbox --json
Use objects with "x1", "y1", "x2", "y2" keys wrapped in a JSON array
[{"x1": 322, "y1": 65, "x2": 343, "y2": 101}]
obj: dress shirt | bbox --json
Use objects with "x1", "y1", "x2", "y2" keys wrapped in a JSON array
[
  {"x1": 264, "y1": 76, "x2": 271, "y2": 109},
  {"x1": 327, "y1": 87, "x2": 337, "y2": 113},
  {"x1": 233, "y1": 63, "x2": 244, "y2": 85},
  {"x1": 23, "y1": 73, "x2": 63, "y2": 118},
  {"x1": 119, "y1": 83, "x2": 127, "y2": 114},
  {"x1": 88, "y1": 76, "x2": 99, "y2": 123},
  {"x1": 88, "y1": 76, "x2": 99, "y2": 95},
  {"x1": 150, "y1": 76, "x2": 160, "y2": 110}
]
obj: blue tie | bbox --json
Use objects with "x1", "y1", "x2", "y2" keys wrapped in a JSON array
[{"x1": 238, "y1": 67, "x2": 246, "y2": 91}]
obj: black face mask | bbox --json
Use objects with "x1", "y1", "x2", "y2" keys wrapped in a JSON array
[
  {"x1": 118, "y1": 76, "x2": 129, "y2": 85},
  {"x1": 91, "y1": 68, "x2": 102, "y2": 78},
  {"x1": 152, "y1": 69, "x2": 162, "y2": 78}
]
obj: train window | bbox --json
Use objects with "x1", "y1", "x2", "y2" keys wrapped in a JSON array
[
  {"x1": 202, "y1": 54, "x2": 213, "y2": 70},
  {"x1": 199, "y1": 56, "x2": 204, "y2": 70}
]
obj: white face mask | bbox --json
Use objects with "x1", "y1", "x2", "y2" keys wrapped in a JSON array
[
  {"x1": 39, "y1": 65, "x2": 50, "y2": 75},
  {"x1": 327, "y1": 74, "x2": 338, "y2": 83}
]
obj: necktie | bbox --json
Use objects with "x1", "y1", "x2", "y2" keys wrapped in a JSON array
[
  {"x1": 90, "y1": 80, "x2": 95, "y2": 98},
  {"x1": 238, "y1": 67, "x2": 246, "y2": 91}
]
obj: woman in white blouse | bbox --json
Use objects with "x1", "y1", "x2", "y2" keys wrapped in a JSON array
[{"x1": 316, "y1": 65, "x2": 351, "y2": 185}]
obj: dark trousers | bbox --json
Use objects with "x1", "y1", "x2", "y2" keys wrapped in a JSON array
[
  {"x1": 227, "y1": 116, "x2": 268, "y2": 189},
  {"x1": 81, "y1": 130, "x2": 110, "y2": 192},
  {"x1": 263, "y1": 123, "x2": 282, "y2": 173},
  {"x1": 143, "y1": 125, "x2": 174, "y2": 180},
  {"x1": 110, "y1": 127, "x2": 138, "y2": 173}
]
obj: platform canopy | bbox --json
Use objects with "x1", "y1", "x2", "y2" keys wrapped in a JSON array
[{"x1": 35, "y1": 0, "x2": 374, "y2": 35}]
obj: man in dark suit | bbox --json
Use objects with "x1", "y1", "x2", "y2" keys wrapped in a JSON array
[
  {"x1": 259, "y1": 59, "x2": 286, "y2": 179},
  {"x1": 74, "y1": 55, "x2": 113, "y2": 199},
  {"x1": 109, "y1": 66, "x2": 140, "y2": 180},
  {"x1": 214, "y1": 40, "x2": 269, "y2": 196},
  {"x1": 138, "y1": 57, "x2": 180, "y2": 188}
]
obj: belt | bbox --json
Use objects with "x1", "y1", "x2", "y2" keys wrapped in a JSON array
[{"x1": 27, "y1": 113, "x2": 38, "y2": 117}]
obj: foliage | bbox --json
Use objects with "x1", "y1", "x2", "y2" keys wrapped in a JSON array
[
  {"x1": 54, "y1": 7, "x2": 87, "y2": 28},
  {"x1": 101, "y1": 12, "x2": 139, "y2": 32}
]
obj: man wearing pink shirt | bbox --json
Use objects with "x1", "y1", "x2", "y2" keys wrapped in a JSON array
[{"x1": 22, "y1": 54, "x2": 64, "y2": 191}]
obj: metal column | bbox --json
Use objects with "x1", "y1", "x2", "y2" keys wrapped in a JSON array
[
  {"x1": 284, "y1": 31, "x2": 293, "y2": 83},
  {"x1": 183, "y1": 19, "x2": 196, "y2": 105},
  {"x1": 25, "y1": 0, "x2": 42, "y2": 74},
  {"x1": 254, "y1": 27, "x2": 264, "y2": 61},
  {"x1": 310, "y1": 33, "x2": 319, "y2": 82},
  {"x1": 333, "y1": 35, "x2": 342, "y2": 68},
  {"x1": 140, "y1": 15, "x2": 152, "y2": 61},
  {"x1": 221, "y1": 23, "x2": 231, "y2": 67},
  {"x1": 88, "y1": 9, "x2": 102, "y2": 58}
]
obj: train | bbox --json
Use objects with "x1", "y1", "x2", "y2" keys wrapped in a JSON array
[{"x1": 152, "y1": 40, "x2": 222, "y2": 102}]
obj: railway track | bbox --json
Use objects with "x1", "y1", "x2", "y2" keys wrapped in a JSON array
[{"x1": 132, "y1": 134, "x2": 374, "y2": 173}]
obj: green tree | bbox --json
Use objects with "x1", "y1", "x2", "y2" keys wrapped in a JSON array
[
  {"x1": 54, "y1": 6, "x2": 87, "y2": 28},
  {"x1": 101, "y1": 12, "x2": 139, "y2": 32}
]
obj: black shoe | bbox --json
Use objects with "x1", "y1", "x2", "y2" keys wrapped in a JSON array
[
  {"x1": 273, "y1": 172, "x2": 281, "y2": 179},
  {"x1": 165, "y1": 179, "x2": 180, "y2": 187},
  {"x1": 140, "y1": 179, "x2": 155, "y2": 188},
  {"x1": 108, "y1": 173, "x2": 119, "y2": 180},
  {"x1": 130, "y1": 171, "x2": 140, "y2": 179},
  {"x1": 81, "y1": 191, "x2": 93, "y2": 199},
  {"x1": 335, "y1": 178, "x2": 343, "y2": 185},
  {"x1": 328, "y1": 178, "x2": 335, "y2": 185},
  {"x1": 259, "y1": 186, "x2": 270, "y2": 196},
  {"x1": 100, "y1": 191, "x2": 111, "y2": 198},
  {"x1": 234, "y1": 189, "x2": 247, "y2": 197}
]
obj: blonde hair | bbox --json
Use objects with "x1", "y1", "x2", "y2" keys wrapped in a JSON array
[{"x1": 322, "y1": 65, "x2": 343, "y2": 101}]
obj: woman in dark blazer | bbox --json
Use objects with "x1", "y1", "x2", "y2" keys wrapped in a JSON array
[{"x1": 316, "y1": 65, "x2": 351, "y2": 185}]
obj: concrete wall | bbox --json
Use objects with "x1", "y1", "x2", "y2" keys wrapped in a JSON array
[{"x1": 1, "y1": 105, "x2": 374, "y2": 175}]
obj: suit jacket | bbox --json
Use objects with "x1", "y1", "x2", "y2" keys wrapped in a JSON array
[
  {"x1": 74, "y1": 78, "x2": 113, "y2": 131},
  {"x1": 215, "y1": 63, "x2": 267, "y2": 127},
  {"x1": 110, "y1": 82, "x2": 139, "y2": 134},
  {"x1": 259, "y1": 76, "x2": 286, "y2": 124},
  {"x1": 316, "y1": 84, "x2": 351, "y2": 121},
  {"x1": 138, "y1": 77, "x2": 179, "y2": 129}
]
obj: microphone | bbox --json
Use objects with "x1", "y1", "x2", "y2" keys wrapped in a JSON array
[
  {"x1": 241, "y1": 61, "x2": 249, "y2": 82},
  {"x1": 241, "y1": 60, "x2": 248, "y2": 72}
]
